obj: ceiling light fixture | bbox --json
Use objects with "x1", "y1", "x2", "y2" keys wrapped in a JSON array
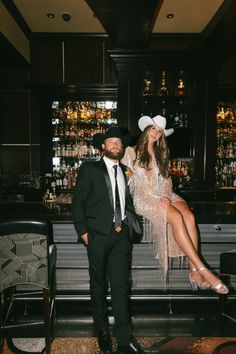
[
  {"x1": 47, "y1": 13, "x2": 55, "y2": 19},
  {"x1": 62, "y1": 13, "x2": 72, "y2": 22},
  {"x1": 166, "y1": 13, "x2": 174, "y2": 19}
]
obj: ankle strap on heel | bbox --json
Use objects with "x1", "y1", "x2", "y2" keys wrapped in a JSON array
[
  {"x1": 198, "y1": 266, "x2": 206, "y2": 272},
  {"x1": 190, "y1": 267, "x2": 197, "y2": 272}
]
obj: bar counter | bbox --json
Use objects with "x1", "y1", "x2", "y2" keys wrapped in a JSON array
[
  {"x1": 0, "y1": 199, "x2": 236, "y2": 224},
  {"x1": 0, "y1": 201, "x2": 72, "y2": 223},
  {"x1": 0, "y1": 197, "x2": 236, "y2": 295}
]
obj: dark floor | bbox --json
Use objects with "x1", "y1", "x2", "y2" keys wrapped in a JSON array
[
  {"x1": 5, "y1": 295, "x2": 236, "y2": 339},
  {"x1": 55, "y1": 297, "x2": 236, "y2": 338}
]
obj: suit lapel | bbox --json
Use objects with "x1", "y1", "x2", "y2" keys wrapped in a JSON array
[
  {"x1": 99, "y1": 158, "x2": 114, "y2": 209},
  {"x1": 120, "y1": 163, "x2": 129, "y2": 209},
  {"x1": 120, "y1": 163, "x2": 128, "y2": 194}
]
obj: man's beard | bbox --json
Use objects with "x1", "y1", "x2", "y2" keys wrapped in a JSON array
[{"x1": 103, "y1": 147, "x2": 124, "y2": 160}]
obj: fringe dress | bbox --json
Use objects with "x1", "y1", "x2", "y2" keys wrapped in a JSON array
[{"x1": 122, "y1": 146, "x2": 186, "y2": 278}]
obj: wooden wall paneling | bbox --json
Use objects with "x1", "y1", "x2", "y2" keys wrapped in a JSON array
[
  {"x1": 192, "y1": 70, "x2": 207, "y2": 187},
  {"x1": 116, "y1": 68, "x2": 142, "y2": 134},
  {"x1": 192, "y1": 55, "x2": 218, "y2": 187},
  {"x1": 30, "y1": 39, "x2": 63, "y2": 85},
  {"x1": 30, "y1": 92, "x2": 40, "y2": 144},
  {"x1": 109, "y1": 51, "x2": 144, "y2": 133},
  {"x1": 64, "y1": 38, "x2": 104, "y2": 84},
  {"x1": 0, "y1": 145, "x2": 40, "y2": 186},
  {"x1": 0, "y1": 67, "x2": 29, "y2": 90},
  {"x1": 31, "y1": 145, "x2": 41, "y2": 174},
  {"x1": 218, "y1": 53, "x2": 236, "y2": 86},
  {"x1": 104, "y1": 40, "x2": 117, "y2": 84},
  {"x1": 39, "y1": 96, "x2": 53, "y2": 175},
  {"x1": 0, "y1": 92, "x2": 29, "y2": 143},
  {"x1": 204, "y1": 69, "x2": 218, "y2": 187},
  {"x1": 0, "y1": 146, "x2": 30, "y2": 185}
]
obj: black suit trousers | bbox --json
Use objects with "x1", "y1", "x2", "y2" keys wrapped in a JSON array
[{"x1": 87, "y1": 223, "x2": 132, "y2": 345}]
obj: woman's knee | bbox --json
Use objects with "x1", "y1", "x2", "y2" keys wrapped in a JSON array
[
  {"x1": 175, "y1": 202, "x2": 196, "y2": 226},
  {"x1": 167, "y1": 206, "x2": 184, "y2": 224},
  {"x1": 184, "y1": 208, "x2": 196, "y2": 226}
]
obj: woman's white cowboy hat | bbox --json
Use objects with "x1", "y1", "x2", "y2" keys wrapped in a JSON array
[{"x1": 138, "y1": 115, "x2": 174, "y2": 137}]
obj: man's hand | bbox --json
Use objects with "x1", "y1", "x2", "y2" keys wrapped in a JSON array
[{"x1": 81, "y1": 232, "x2": 89, "y2": 246}]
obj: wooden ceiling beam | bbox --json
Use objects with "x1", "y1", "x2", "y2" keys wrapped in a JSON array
[{"x1": 85, "y1": 0, "x2": 163, "y2": 48}]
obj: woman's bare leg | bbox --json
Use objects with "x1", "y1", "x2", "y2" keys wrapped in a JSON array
[
  {"x1": 170, "y1": 201, "x2": 208, "y2": 285},
  {"x1": 167, "y1": 205, "x2": 202, "y2": 267},
  {"x1": 166, "y1": 204, "x2": 227, "y2": 290},
  {"x1": 172, "y1": 201, "x2": 199, "y2": 265}
]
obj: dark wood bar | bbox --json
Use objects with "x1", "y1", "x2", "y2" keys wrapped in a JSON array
[{"x1": 0, "y1": 198, "x2": 236, "y2": 295}]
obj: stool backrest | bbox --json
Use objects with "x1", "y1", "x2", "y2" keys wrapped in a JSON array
[{"x1": 0, "y1": 219, "x2": 52, "y2": 291}]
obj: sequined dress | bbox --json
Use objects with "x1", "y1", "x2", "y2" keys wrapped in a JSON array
[{"x1": 122, "y1": 146, "x2": 185, "y2": 275}]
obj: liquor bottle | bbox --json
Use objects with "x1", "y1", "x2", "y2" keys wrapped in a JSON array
[
  {"x1": 161, "y1": 107, "x2": 167, "y2": 117},
  {"x1": 233, "y1": 176, "x2": 236, "y2": 188},
  {"x1": 52, "y1": 187, "x2": 57, "y2": 200},
  {"x1": 59, "y1": 123, "x2": 64, "y2": 138},
  {"x1": 177, "y1": 70, "x2": 185, "y2": 96},
  {"x1": 225, "y1": 106, "x2": 235, "y2": 124},
  {"x1": 53, "y1": 122, "x2": 59, "y2": 136},
  {"x1": 142, "y1": 78, "x2": 153, "y2": 96},
  {"x1": 178, "y1": 113, "x2": 184, "y2": 128},
  {"x1": 43, "y1": 189, "x2": 50, "y2": 202},
  {"x1": 183, "y1": 113, "x2": 189, "y2": 127},
  {"x1": 216, "y1": 105, "x2": 225, "y2": 123},
  {"x1": 65, "y1": 124, "x2": 70, "y2": 137},
  {"x1": 72, "y1": 105, "x2": 78, "y2": 121},
  {"x1": 159, "y1": 70, "x2": 168, "y2": 96},
  {"x1": 174, "y1": 111, "x2": 180, "y2": 127}
]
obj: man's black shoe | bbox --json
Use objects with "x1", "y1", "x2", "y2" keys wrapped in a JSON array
[
  {"x1": 97, "y1": 330, "x2": 112, "y2": 353},
  {"x1": 117, "y1": 339, "x2": 146, "y2": 353}
]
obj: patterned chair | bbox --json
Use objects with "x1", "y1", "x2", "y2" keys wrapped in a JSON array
[{"x1": 0, "y1": 219, "x2": 56, "y2": 354}]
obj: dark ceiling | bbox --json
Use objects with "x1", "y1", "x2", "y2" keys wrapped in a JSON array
[{"x1": 1, "y1": 0, "x2": 236, "y2": 68}]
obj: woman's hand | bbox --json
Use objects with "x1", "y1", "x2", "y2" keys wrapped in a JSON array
[{"x1": 160, "y1": 197, "x2": 171, "y2": 208}]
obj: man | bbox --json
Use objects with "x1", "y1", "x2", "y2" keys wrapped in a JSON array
[{"x1": 72, "y1": 127, "x2": 145, "y2": 354}]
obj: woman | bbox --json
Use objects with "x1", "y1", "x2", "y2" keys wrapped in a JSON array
[{"x1": 121, "y1": 115, "x2": 228, "y2": 294}]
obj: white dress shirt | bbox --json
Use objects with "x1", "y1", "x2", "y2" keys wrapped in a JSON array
[{"x1": 103, "y1": 156, "x2": 126, "y2": 221}]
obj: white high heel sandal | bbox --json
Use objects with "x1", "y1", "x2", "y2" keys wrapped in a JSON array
[
  {"x1": 197, "y1": 266, "x2": 229, "y2": 294},
  {"x1": 189, "y1": 267, "x2": 211, "y2": 291}
]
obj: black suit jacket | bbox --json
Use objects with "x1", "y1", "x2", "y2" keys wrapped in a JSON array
[{"x1": 72, "y1": 158, "x2": 140, "y2": 241}]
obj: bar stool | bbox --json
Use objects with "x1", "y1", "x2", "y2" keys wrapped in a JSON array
[
  {"x1": 0, "y1": 219, "x2": 56, "y2": 354},
  {"x1": 218, "y1": 251, "x2": 236, "y2": 335}
]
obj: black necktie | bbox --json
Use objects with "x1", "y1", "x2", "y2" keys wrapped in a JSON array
[{"x1": 113, "y1": 165, "x2": 122, "y2": 233}]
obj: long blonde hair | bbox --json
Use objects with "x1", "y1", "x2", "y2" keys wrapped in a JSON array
[{"x1": 134, "y1": 125, "x2": 170, "y2": 178}]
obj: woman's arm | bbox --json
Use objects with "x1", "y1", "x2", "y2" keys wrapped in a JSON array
[
  {"x1": 121, "y1": 146, "x2": 136, "y2": 170},
  {"x1": 162, "y1": 176, "x2": 173, "y2": 198}
]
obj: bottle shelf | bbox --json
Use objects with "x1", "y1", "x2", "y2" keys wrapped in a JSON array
[
  {"x1": 140, "y1": 95, "x2": 195, "y2": 101},
  {"x1": 217, "y1": 157, "x2": 236, "y2": 161},
  {"x1": 140, "y1": 94, "x2": 194, "y2": 130},
  {"x1": 53, "y1": 137, "x2": 93, "y2": 142},
  {"x1": 216, "y1": 122, "x2": 236, "y2": 126},
  {"x1": 140, "y1": 67, "x2": 196, "y2": 187},
  {"x1": 53, "y1": 156, "x2": 99, "y2": 161},
  {"x1": 215, "y1": 101, "x2": 236, "y2": 188},
  {"x1": 43, "y1": 99, "x2": 118, "y2": 199}
]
